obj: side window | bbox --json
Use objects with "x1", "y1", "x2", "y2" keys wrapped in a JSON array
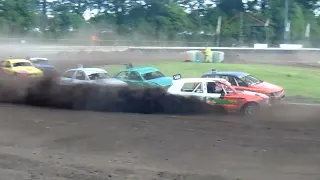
[
  {"x1": 63, "y1": 70, "x2": 75, "y2": 78},
  {"x1": 228, "y1": 76, "x2": 238, "y2": 86},
  {"x1": 128, "y1": 71, "x2": 142, "y2": 81},
  {"x1": 181, "y1": 82, "x2": 203, "y2": 93},
  {"x1": 217, "y1": 75, "x2": 229, "y2": 81},
  {"x1": 75, "y1": 71, "x2": 86, "y2": 80},
  {"x1": 2, "y1": 61, "x2": 11, "y2": 68},
  {"x1": 235, "y1": 77, "x2": 247, "y2": 86},
  {"x1": 207, "y1": 82, "x2": 223, "y2": 94},
  {"x1": 116, "y1": 71, "x2": 129, "y2": 79}
]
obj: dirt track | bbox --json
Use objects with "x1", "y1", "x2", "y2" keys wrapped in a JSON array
[{"x1": 0, "y1": 51, "x2": 320, "y2": 180}]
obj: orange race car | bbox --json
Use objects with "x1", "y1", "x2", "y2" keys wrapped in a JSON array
[{"x1": 201, "y1": 69, "x2": 285, "y2": 103}]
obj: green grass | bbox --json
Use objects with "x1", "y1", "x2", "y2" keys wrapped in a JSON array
[{"x1": 105, "y1": 62, "x2": 320, "y2": 98}]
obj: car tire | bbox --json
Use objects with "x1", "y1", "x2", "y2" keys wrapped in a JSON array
[{"x1": 241, "y1": 102, "x2": 260, "y2": 116}]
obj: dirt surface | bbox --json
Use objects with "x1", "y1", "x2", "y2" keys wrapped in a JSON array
[{"x1": 0, "y1": 50, "x2": 320, "y2": 180}]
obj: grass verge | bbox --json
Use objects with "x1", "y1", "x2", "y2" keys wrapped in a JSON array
[{"x1": 105, "y1": 62, "x2": 320, "y2": 98}]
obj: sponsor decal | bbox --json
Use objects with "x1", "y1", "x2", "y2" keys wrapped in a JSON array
[{"x1": 206, "y1": 97, "x2": 235, "y2": 105}]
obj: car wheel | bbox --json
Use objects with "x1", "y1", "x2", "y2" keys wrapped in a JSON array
[{"x1": 241, "y1": 102, "x2": 260, "y2": 116}]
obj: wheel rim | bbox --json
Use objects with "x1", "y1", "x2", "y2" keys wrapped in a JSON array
[{"x1": 245, "y1": 104, "x2": 256, "y2": 115}]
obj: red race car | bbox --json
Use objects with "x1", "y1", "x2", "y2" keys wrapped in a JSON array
[{"x1": 201, "y1": 69, "x2": 285, "y2": 103}]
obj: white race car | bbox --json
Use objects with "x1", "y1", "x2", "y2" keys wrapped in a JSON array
[
  {"x1": 59, "y1": 66, "x2": 127, "y2": 87},
  {"x1": 167, "y1": 74, "x2": 270, "y2": 116}
]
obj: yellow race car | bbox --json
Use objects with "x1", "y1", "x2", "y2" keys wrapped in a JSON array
[{"x1": 0, "y1": 59, "x2": 44, "y2": 77}]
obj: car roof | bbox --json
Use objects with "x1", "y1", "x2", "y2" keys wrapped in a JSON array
[
  {"x1": 29, "y1": 57, "x2": 48, "y2": 60},
  {"x1": 67, "y1": 68, "x2": 108, "y2": 75},
  {"x1": 126, "y1": 67, "x2": 159, "y2": 74},
  {"x1": 4, "y1": 59, "x2": 31, "y2": 63},
  {"x1": 202, "y1": 71, "x2": 250, "y2": 78}
]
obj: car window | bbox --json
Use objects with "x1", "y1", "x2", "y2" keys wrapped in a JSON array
[
  {"x1": 2, "y1": 61, "x2": 11, "y2": 68},
  {"x1": 228, "y1": 76, "x2": 238, "y2": 86},
  {"x1": 12, "y1": 62, "x2": 32, "y2": 67},
  {"x1": 75, "y1": 71, "x2": 86, "y2": 80},
  {"x1": 88, "y1": 72, "x2": 110, "y2": 80},
  {"x1": 181, "y1": 82, "x2": 203, "y2": 93},
  {"x1": 235, "y1": 77, "x2": 248, "y2": 86},
  {"x1": 206, "y1": 82, "x2": 226, "y2": 94},
  {"x1": 115, "y1": 71, "x2": 129, "y2": 79},
  {"x1": 129, "y1": 71, "x2": 142, "y2": 81},
  {"x1": 63, "y1": 70, "x2": 75, "y2": 78},
  {"x1": 217, "y1": 82, "x2": 234, "y2": 94},
  {"x1": 142, "y1": 71, "x2": 164, "y2": 80},
  {"x1": 240, "y1": 75, "x2": 262, "y2": 85}
]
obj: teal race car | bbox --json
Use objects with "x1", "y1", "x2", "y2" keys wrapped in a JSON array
[{"x1": 113, "y1": 64, "x2": 173, "y2": 88}]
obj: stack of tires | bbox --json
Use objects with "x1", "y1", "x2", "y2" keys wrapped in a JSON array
[
  {"x1": 185, "y1": 50, "x2": 204, "y2": 62},
  {"x1": 184, "y1": 50, "x2": 224, "y2": 63}
]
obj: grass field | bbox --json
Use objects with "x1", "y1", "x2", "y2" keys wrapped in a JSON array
[{"x1": 106, "y1": 62, "x2": 320, "y2": 98}]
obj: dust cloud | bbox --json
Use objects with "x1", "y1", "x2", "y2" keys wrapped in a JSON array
[{"x1": 0, "y1": 75, "x2": 224, "y2": 115}]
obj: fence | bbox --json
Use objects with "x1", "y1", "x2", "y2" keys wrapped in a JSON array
[{"x1": 0, "y1": 38, "x2": 281, "y2": 47}]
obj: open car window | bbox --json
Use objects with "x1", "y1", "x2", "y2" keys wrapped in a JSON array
[
  {"x1": 142, "y1": 71, "x2": 164, "y2": 80},
  {"x1": 240, "y1": 75, "x2": 262, "y2": 85},
  {"x1": 63, "y1": 70, "x2": 75, "y2": 78},
  {"x1": 88, "y1": 72, "x2": 110, "y2": 80},
  {"x1": 116, "y1": 71, "x2": 129, "y2": 79},
  {"x1": 128, "y1": 71, "x2": 142, "y2": 81},
  {"x1": 181, "y1": 82, "x2": 203, "y2": 93}
]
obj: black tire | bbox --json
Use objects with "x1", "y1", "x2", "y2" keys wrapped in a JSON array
[{"x1": 240, "y1": 102, "x2": 260, "y2": 116}]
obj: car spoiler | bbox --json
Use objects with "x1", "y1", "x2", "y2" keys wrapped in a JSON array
[{"x1": 173, "y1": 74, "x2": 181, "y2": 80}]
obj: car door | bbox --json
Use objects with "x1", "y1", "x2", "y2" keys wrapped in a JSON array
[
  {"x1": 60, "y1": 70, "x2": 76, "y2": 84},
  {"x1": 218, "y1": 82, "x2": 241, "y2": 112},
  {"x1": 202, "y1": 81, "x2": 225, "y2": 105}
]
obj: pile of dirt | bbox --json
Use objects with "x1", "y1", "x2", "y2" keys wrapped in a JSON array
[{"x1": 0, "y1": 75, "x2": 223, "y2": 115}]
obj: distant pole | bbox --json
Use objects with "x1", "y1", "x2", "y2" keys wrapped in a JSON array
[
  {"x1": 305, "y1": 23, "x2": 310, "y2": 39},
  {"x1": 284, "y1": 0, "x2": 289, "y2": 42},
  {"x1": 216, "y1": 16, "x2": 221, "y2": 47}
]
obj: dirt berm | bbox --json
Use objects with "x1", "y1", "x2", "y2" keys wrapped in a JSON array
[{"x1": 0, "y1": 75, "x2": 226, "y2": 115}]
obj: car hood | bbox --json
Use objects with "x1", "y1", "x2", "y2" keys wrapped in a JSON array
[
  {"x1": 12, "y1": 66, "x2": 42, "y2": 73},
  {"x1": 251, "y1": 81, "x2": 283, "y2": 92},
  {"x1": 96, "y1": 78, "x2": 128, "y2": 86},
  {"x1": 147, "y1": 77, "x2": 173, "y2": 86}
]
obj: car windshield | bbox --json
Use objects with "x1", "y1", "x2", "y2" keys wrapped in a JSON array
[
  {"x1": 142, "y1": 71, "x2": 165, "y2": 80},
  {"x1": 240, "y1": 75, "x2": 262, "y2": 85},
  {"x1": 88, "y1": 72, "x2": 110, "y2": 80},
  {"x1": 13, "y1": 62, "x2": 32, "y2": 67}
]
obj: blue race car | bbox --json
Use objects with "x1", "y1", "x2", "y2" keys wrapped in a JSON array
[{"x1": 27, "y1": 57, "x2": 56, "y2": 75}]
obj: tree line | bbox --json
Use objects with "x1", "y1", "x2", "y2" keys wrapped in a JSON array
[{"x1": 0, "y1": 0, "x2": 319, "y2": 47}]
